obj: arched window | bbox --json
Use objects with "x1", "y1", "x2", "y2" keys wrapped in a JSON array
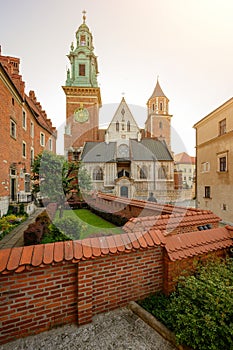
[
  {"x1": 160, "y1": 102, "x2": 163, "y2": 111},
  {"x1": 116, "y1": 121, "x2": 119, "y2": 132},
  {"x1": 93, "y1": 167, "x2": 103, "y2": 180},
  {"x1": 159, "y1": 121, "x2": 163, "y2": 129},
  {"x1": 127, "y1": 121, "x2": 130, "y2": 132},
  {"x1": 122, "y1": 123, "x2": 125, "y2": 131},
  {"x1": 158, "y1": 166, "x2": 167, "y2": 179},
  {"x1": 140, "y1": 165, "x2": 147, "y2": 179}
]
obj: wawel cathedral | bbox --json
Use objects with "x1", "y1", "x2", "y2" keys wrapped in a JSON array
[{"x1": 63, "y1": 13, "x2": 177, "y2": 202}]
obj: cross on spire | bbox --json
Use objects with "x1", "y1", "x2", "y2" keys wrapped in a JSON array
[{"x1": 82, "y1": 10, "x2": 86, "y2": 23}]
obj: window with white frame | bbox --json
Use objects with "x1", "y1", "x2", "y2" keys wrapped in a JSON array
[
  {"x1": 22, "y1": 110, "x2": 27, "y2": 130},
  {"x1": 10, "y1": 119, "x2": 16, "y2": 138},
  {"x1": 217, "y1": 152, "x2": 228, "y2": 172},
  {"x1": 24, "y1": 174, "x2": 30, "y2": 193},
  {"x1": 22, "y1": 141, "x2": 26, "y2": 158},
  {"x1": 201, "y1": 162, "x2": 210, "y2": 172},
  {"x1": 40, "y1": 132, "x2": 45, "y2": 146}
]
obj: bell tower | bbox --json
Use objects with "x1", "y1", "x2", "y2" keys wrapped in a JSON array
[
  {"x1": 145, "y1": 79, "x2": 172, "y2": 149},
  {"x1": 63, "y1": 11, "x2": 102, "y2": 159}
]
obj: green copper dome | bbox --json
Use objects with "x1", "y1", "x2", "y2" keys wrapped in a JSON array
[{"x1": 65, "y1": 11, "x2": 99, "y2": 87}]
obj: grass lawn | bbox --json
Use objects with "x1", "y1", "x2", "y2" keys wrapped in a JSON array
[{"x1": 56, "y1": 209, "x2": 123, "y2": 239}]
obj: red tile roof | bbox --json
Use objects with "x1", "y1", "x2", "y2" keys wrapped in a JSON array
[
  {"x1": 174, "y1": 152, "x2": 195, "y2": 164},
  {"x1": 0, "y1": 227, "x2": 232, "y2": 274},
  {"x1": 0, "y1": 231, "x2": 161, "y2": 275},
  {"x1": 123, "y1": 211, "x2": 220, "y2": 234},
  {"x1": 164, "y1": 227, "x2": 233, "y2": 261}
]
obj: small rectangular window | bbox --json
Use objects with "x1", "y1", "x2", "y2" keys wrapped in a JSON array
[
  {"x1": 204, "y1": 186, "x2": 211, "y2": 198},
  {"x1": 22, "y1": 110, "x2": 27, "y2": 130},
  {"x1": 79, "y1": 64, "x2": 85, "y2": 76},
  {"x1": 30, "y1": 121, "x2": 34, "y2": 138},
  {"x1": 40, "y1": 132, "x2": 45, "y2": 146},
  {"x1": 201, "y1": 162, "x2": 210, "y2": 173},
  {"x1": 219, "y1": 119, "x2": 226, "y2": 135},
  {"x1": 219, "y1": 156, "x2": 227, "y2": 172},
  {"x1": 22, "y1": 141, "x2": 26, "y2": 157},
  {"x1": 49, "y1": 138, "x2": 53, "y2": 151},
  {"x1": 30, "y1": 148, "x2": 34, "y2": 167},
  {"x1": 10, "y1": 119, "x2": 16, "y2": 138},
  {"x1": 24, "y1": 174, "x2": 30, "y2": 193}
]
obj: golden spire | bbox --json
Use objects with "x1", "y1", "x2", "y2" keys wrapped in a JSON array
[{"x1": 82, "y1": 10, "x2": 86, "y2": 23}]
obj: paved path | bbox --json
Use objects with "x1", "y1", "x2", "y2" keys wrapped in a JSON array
[
  {"x1": 0, "y1": 208, "x2": 44, "y2": 250},
  {"x1": 0, "y1": 307, "x2": 177, "y2": 350}
]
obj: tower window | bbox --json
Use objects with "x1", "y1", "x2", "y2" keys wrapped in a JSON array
[
  {"x1": 80, "y1": 35, "x2": 86, "y2": 46},
  {"x1": 122, "y1": 123, "x2": 125, "y2": 131},
  {"x1": 127, "y1": 121, "x2": 130, "y2": 132},
  {"x1": 159, "y1": 121, "x2": 163, "y2": 129},
  {"x1": 160, "y1": 102, "x2": 163, "y2": 111},
  {"x1": 116, "y1": 121, "x2": 119, "y2": 131},
  {"x1": 79, "y1": 64, "x2": 85, "y2": 76}
]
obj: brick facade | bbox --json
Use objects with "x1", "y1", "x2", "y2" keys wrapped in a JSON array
[{"x1": 0, "y1": 51, "x2": 56, "y2": 215}]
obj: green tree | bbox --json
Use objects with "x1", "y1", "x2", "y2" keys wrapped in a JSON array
[{"x1": 31, "y1": 151, "x2": 92, "y2": 217}]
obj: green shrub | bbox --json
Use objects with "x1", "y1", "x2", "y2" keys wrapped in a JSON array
[
  {"x1": 138, "y1": 292, "x2": 173, "y2": 330},
  {"x1": 169, "y1": 258, "x2": 233, "y2": 350},
  {"x1": 41, "y1": 223, "x2": 70, "y2": 243},
  {"x1": 41, "y1": 216, "x2": 86, "y2": 243},
  {"x1": 138, "y1": 258, "x2": 233, "y2": 350}
]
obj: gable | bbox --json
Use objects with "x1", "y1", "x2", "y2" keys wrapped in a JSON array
[{"x1": 105, "y1": 98, "x2": 140, "y2": 142}]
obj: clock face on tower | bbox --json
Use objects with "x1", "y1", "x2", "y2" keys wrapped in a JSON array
[{"x1": 74, "y1": 107, "x2": 89, "y2": 123}]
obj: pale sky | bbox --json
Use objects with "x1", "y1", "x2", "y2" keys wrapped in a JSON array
[{"x1": 1, "y1": 0, "x2": 233, "y2": 156}]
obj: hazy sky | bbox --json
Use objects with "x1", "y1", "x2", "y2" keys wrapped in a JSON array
[{"x1": 1, "y1": 0, "x2": 232, "y2": 155}]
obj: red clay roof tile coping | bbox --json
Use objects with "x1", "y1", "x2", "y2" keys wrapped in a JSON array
[{"x1": 0, "y1": 227, "x2": 232, "y2": 274}]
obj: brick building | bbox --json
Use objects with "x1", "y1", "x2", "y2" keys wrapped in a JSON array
[{"x1": 0, "y1": 48, "x2": 57, "y2": 216}]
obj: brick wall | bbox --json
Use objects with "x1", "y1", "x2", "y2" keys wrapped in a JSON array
[
  {"x1": 163, "y1": 249, "x2": 227, "y2": 294},
  {"x1": 0, "y1": 245, "x2": 163, "y2": 345},
  {"x1": 0, "y1": 225, "x2": 231, "y2": 345},
  {"x1": 0, "y1": 263, "x2": 77, "y2": 344},
  {"x1": 78, "y1": 248, "x2": 163, "y2": 324}
]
